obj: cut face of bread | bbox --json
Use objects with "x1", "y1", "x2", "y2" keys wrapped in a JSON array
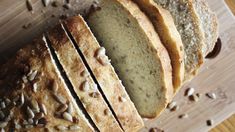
[
  {"x1": 87, "y1": 0, "x2": 173, "y2": 118},
  {"x1": 63, "y1": 15, "x2": 144, "y2": 131},
  {"x1": 153, "y1": 0, "x2": 204, "y2": 81},
  {"x1": 193, "y1": 0, "x2": 219, "y2": 56},
  {"x1": 134, "y1": 0, "x2": 185, "y2": 93},
  {"x1": 46, "y1": 25, "x2": 123, "y2": 132},
  {"x1": 0, "y1": 38, "x2": 94, "y2": 131}
]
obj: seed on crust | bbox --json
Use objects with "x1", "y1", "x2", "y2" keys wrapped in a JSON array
[
  {"x1": 103, "y1": 109, "x2": 110, "y2": 116},
  {"x1": 95, "y1": 47, "x2": 106, "y2": 57},
  {"x1": 0, "y1": 111, "x2": 5, "y2": 120},
  {"x1": 35, "y1": 112, "x2": 45, "y2": 120},
  {"x1": 57, "y1": 104, "x2": 68, "y2": 113},
  {"x1": 28, "y1": 70, "x2": 37, "y2": 81},
  {"x1": 20, "y1": 93, "x2": 25, "y2": 106},
  {"x1": 207, "y1": 119, "x2": 213, "y2": 126},
  {"x1": 206, "y1": 92, "x2": 217, "y2": 99},
  {"x1": 167, "y1": 101, "x2": 177, "y2": 110},
  {"x1": 27, "y1": 107, "x2": 35, "y2": 119},
  {"x1": 33, "y1": 83, "x2": 38, "y2": 93},
  {"x1": 22, "y1": 75, "x2": 28, "y2": 83},
  {"x1": 0, "y1": 102, "x2": 6, "y2": 109},
  {"x1": 25, "y1": 124, "x2": 33, "y2": 129},
  {"x1": 55, "y1": 125, "x2": 67, "y2": 130},
  {"x1": 53, "y1": 93, "x2": 67, "y2": 104},
  {"x1": 31, "y1": 99, "x2": 40, "y2": 113},
  {"x1": 62, "y1": 112, "x2": 73, "y2": 122},
  {"x1": 189, "y1": 94, "x2": 199, "y2": 102},
  {"x1": 40, "y1": 103, "x2": 47, "y2": 115},
  {"x1": 42, "y1": 0, "x2": 50, "y2": 7},
  {"x1": 97, "y1": 56, "x2": 110, "y2": 66},
  {"x1": 69, "y1": 125, "x2": 80, "y2": 130},
  {"x1": 80, "y1": 80, "x2": 90, "y2": 92},
  {"x1": 178, "y1": 114, "x2": 188, "y2": 119},
  {"x1": 52, "y1": 81, "x2": 58, "y2": 93},
  {"x1": 81, "y1": 70, "x2": 89, "y2": 77},
  {"x1": 26, "y1": 0, "x2": 33, "y2": 11},
  {"x1": 89, "y1": 92, "x2": 100, "y2": 98},
  {"x1": 118, "y1": 96, "x2": 127, "y2": 102},
  {"x1": 67, "y1": 102, "x2": 73, "y2": 114}
]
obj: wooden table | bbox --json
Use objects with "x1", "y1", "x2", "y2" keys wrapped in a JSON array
[{"x1": 211, "y1": 0, "x2": 235, "y2": 132}]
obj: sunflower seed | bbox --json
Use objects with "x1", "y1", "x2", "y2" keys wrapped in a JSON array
[
  {"x1": 178, "y1": 114, "x2": 188, "y2": 119},
  {"x1": 206, "y1": 92, "x2": 217, "y2": 99},
  {"x1": 80, "y1": 80, "x2": 90, "y2": 92},
  {"x1": 0, "y1": 102, "x2": 5, "y2": 109},
  {"x1": 42, "y1": 0, "x2": 50, "y2": 7},
  {"x1": 97, "y1": 56, "x2": 110, "y2": 66},
  {"x1": 15, "y1": 124, "x2": 22, "y2": 129},
  {"x1": 189, "y1": 94, "x2": 199, "y2": 102},
  {"x1": 52, "y1": 81, "x2": 58, "y2": 93},
  {"x1": 33, "y1": 83, "x2": 38, "y2": 93},
  {"x1": 57, "y1": 104, "x2": 68, "y2": 113},
  {"x1": 63, "y1": 112, "x2": 73, "y2": 122},
  {"x1": 55, "y1": 125, "x2": 67, "y2": 130},
  {"x1": 67, "y1": 102, "x2": 73, "y2": 114},
  {"x1": 28, "y1": 118, "x2": 34, "y2": 124},
  {"x1": 118, "y1": 96, "x2": 127, "y2": 102},
  {"x1": 21, "y1": 83, "x2": 25, "y2": 89},
  {"x1": 96, "y1": 47, "x2": 106, "y2": 58},
  {"x1": 0, "y1": 111, "x2": 4, "y2": 120},
  {"x1": 23, "y1": 120, "x2": 28, "y2": 125},
  {"x1": 0, "y1": 128, "x2": 5, "y2": 132},
  {"x1": 81, "y1": 70, "x2": 89, "y2": 77},
  {"x1": 167, "y1": 101, "x2": 177, "y2": 109},
  {"x1": 103, "y1": 109, "x2": 110, "y2": 116},
  {"x1": 4, "y1": 98, "x2": 11, "y2": 106},
  {"x1": 53, "y1": 93, "x2": 67, "y2": 104},
  {"x1": 31, "y1": 100, "x2": 40, "y2": 113},
  {"x1": 28, "y1": 70, "x2": 37, "y2": 81},
  {"x1": 69, "y1": 125, "x2": 80, "y2": 130},
  {"x1": 89, "y1": 92, "x2": 100, "y2": 98},
  {"x1": 185, "y1": 87, "x2": 195, "y2": 96},
  {"x1": 25, "y1": 124, "x2": 33, "y2": 129},
  {"x1": 34, "y1": 119, "x2": 38, "y2": 125},
  {"x1": 207, "y1": 119, "x2": 213, "y2": 126},
  {"x1": 20, "y1": 93, "x2": 25, "y2": 106},
  {"x1": 40, "y1": 103, "x2": 47, "y2": 115},
  {"x1": 0, "y1": 122, "x2": 7, "y2": 128},
  {"x1": 26, "y1": 0, "x2": 33, "y2": 11},
  {"x1": 35, "y1": 112, "x2": 44, "y2": 120},
  {"x1": 27, "y1": 107, "x2": 35, "y2": 119},
  {"x1": 22, "y1": 75, "x2": 28, "y2": 83}
]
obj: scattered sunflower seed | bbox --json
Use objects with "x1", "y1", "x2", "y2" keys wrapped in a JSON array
[
  {"x1": 69, "y1": 125, "x2": 80, "y2": 130},
  {"x1": 171, "y1": 105, "x2": 179, "y2": 111},
  {"x1": 15, "y1": 124, "x2": 22, "y2": 129},
  {"x1": 26, "y1": 0, "x2": 33, "y2": 11},
  {"x1": 42, "y1": 0, "x2": 50, "y2": 7},
  {"x1": 51, "y1": 81, "x2": 58, "y2": 92},
  {"x1": 206, "y1": 92, "x2": 217, "y2": 99},
  {"x1": 0, "y1": 111, "x2": 5, "y2": 120},
  {"x1": 35, "y1": 112, "x2": 44, "y2": 120},
  {"x1": 0, "y1": 128, "x2": 5, "y2": 132},
  {"x1": 96, "y1": 47, "x2": 106, "y2": 58},
  {"x1": 33, "y1": 83, "x2": 38, "y2": 93},
  {"x1": 167, "y1": 101, "x2": 177, "y2": 110},
  {"x1": 206, "y1": 119, "x2": 213, "y2": 126},
  {"x1": 97, "y1": 56, "x2": 110, "y2": 66},
  {"x1": 25, "y1": 124, "x2": 33, "y2": 129},
  {"x1": 31, "y1": 99, "x2": 40, "y2": 113},
  {"x1": 185, "y1": 87, "x2": 195, "y2": 96},
  {"x1": 22, "y1": 75, "x2": 28, "y2": 83},
  {"x1": 19, "y1": 93, "x2": 25, "y2": 106},
  {"x1": 28, "y1": 70, "x2": 37, "y2": 81},
  {"x1": 28, "y1": 118, "x2": 34, "y2": 124},
  {"x1": 63, "y1": 112, "x2": 73, "y2": 122},
  {"x1": 189, "y1": 94, "x2": 199, "y2": 102},
  {"x1": 178, "y1": 114, "x2": 188, "y2": 119},
  {"x1": 4, "y1": 98, "x2": 11, "y2": 105},
  {"x1": 81, "y1": 70, "x2": 89, "y2": 77},
  {"x1": 0, "y1": 102, "x2": 5, "y2": 109},
  {"x1": 89, "y1": 92, "x2": 100, "y2": 98}
]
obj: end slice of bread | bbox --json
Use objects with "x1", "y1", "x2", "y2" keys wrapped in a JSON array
[
  {"x1": 47, "y1": 25, "x2": 123, "y2": 132},
  {"x1": 153, "y1": 0, "x2": 204, "y2": 81},
  {"x1": 0, "y1": 38, "x2": 94, "y2": 131},
  {"x1": 134, "y1": 0, "x2": 185, "y2": 94},
  {"x1": 87, "y1": 0, "x2": 173, "y2": 118}
]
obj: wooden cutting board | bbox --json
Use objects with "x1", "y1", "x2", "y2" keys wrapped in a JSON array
[{"x1": 0, "y1": 0, "x2": 234, "y2": 131}]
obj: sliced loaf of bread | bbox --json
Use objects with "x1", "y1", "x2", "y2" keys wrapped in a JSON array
[
  {"x1": 134, "y1": 0, "x2": 185, "y2": 93},
  {"x1": 46, "y1": 25, "x2": 123, "y2": 132},
  {"x1": 193, "y1": 0, "x2": 219, "y2": 56},
  {"x1": 63, "y1": 15, "x2": 144, "y2": 131},
  {"x1": 0, "y1": 37, "x2": 94, "y2": 131},
  {"x1": 153, "y1": 0, "x2": 204, "y2": 81},
  {"x1": 87, "y1": 0, "x2": 173, "y2": 118}
]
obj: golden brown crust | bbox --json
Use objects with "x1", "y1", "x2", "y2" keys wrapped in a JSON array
[
  {"x1": 0, "y1": 38, "x2": 94, "y2": 131},
  {"x1": 134, "y1": 0, "x2": 185, "y2": 94},
  {"x1": 47, "y1": 25, "x2": 123, "y2": 132},
  {"x1": 63, "y1": 15, "x2": 144, "y2": 131}
]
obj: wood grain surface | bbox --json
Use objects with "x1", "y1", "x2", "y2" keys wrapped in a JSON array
[{"x1": 0, "y1": 0, "x2": 235, "y2": 132}]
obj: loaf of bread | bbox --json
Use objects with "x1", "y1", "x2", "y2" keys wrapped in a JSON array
[
  {"x1": 63, "y1": 15, "x2": 144, "y2": 131},
  {"x1": 153, "y1": 0, "x2": 204, "y2": 81},
  {"x1": 46, "y1": 25, "x2": 123, "y2": 132},
  {"x1": 0, "y1": 38, "x2": 94, "y2": 131},
  {"x1": 134, "y1": 0, "x2": 185, "y2": 94},
  {"x1": 87, "y1": 0, "x2": 174, "y2": 118}
]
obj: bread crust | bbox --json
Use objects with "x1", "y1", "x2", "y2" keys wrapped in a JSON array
[
  {"x1": 63, "y1": 15, "x2": 144, "y2": 130},
  {"x1": 134, "y1": 0, "x2": 185, "y2": 94},
  {"x1": 0, "y1": 38, "x2": 94, "y2": 131},
  {"x1": 47, "y1": 24, "x2": 123, "y2": 132}
]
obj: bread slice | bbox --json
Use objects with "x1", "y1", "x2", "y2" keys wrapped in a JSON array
[
  {"x1": 133, "y1": 0, "x2": 185, "y2": 93},
  {"x1": 86, "y1": 0, "x2": 173, "y2": 118},
  {"x1": 193, "y1": 0, "x2": 219, "y2": 56},
  {"x1": 63, "y1": 15, "x2": 144, "y2": 130},
  {"x1": 0, "y1": 38, "x2": 94, "y2": 131},
  {"x1": 46, "y1": 25, "x2": 123, "y2": 132},
  {"x1": 153, "y1": 0, "x2": 204, "y2": 81}
]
